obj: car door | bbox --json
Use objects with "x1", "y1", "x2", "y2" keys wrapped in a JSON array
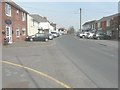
[
  {"x1": 41, "y1": 33, "x2": 45, "y2": 41},
  {"x1": 34, "y1": 33, "x2": 39, "y2": 41},
  {"x1": 37, "y1": 33, "x2": 43, "y2": 41}
]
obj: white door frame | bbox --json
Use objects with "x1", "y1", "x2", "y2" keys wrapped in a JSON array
[{"x1": 6, "y1": 26, "x2": 12, "y2": 44}]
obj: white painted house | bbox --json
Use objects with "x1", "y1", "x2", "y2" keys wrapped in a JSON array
[
  {"x1": 30, "y1": 14, "x2": 51, "y2": 34},
  {"x1": 39, "y1": 22, "x2": 50, "y2": 30},
  {"x1": 49, "y1": 25, "x2": 54, "y2": 33},
  {"x1": 28, "y1": 14, "x2": 57, "y2": 35},
  {"x1": 27, "y1": 14, "x2": 39, "y2": 36},
  {"x1": 49, "y1": 23, "x2": 57, "y2": 33}
]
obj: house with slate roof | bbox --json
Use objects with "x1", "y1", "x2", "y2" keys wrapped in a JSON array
[
  {"x1": 82, "y1": 20, "x2": 97, "y2": 31},
  {"x1": 96, "y1": 13, "x2": 119, "y2": 39},
  {"x1": 30, "y1": 14, "x2": 51, "y2": 34},
  {"x1": 82, "y1": 13, "x2": 120, "y2": 39}
]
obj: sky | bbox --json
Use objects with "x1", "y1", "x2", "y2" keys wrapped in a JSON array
[{"x1": 13, "y1": 0, "x2": 118, "y2": 30}]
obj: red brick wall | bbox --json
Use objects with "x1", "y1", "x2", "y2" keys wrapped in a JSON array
[
  {"x1": 0, "y1": 2, "x2": 2, "y2": 44},
  {"x1": 101, "y1": 21, "x2": 106, "y2": 30},
  {"x1": 11, "y1": 4, "x2": 27, "y2": 42},
  {"x1": 2, "y1": 2, "x2": 6, "y2": 44},
  {"x1": 2, "y1": 2, "x2": 27, "y2": 44}
]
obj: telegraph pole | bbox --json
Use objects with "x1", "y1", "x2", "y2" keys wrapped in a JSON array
[{"x1": 80, "y1": 8, "x2": 82, "y2": 32}]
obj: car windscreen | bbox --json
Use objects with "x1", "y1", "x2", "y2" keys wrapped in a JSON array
[{"x1": 51, "y1": 32, "x2": 57, "y2": 34}]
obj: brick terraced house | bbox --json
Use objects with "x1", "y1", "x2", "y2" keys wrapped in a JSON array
[
  {"x1": 0, "y1": 1, "x2": 2, "y2": 44},
  {"x1": 82, "y1": 13, "x2": 120, "y2": 39},
  {"x1": 0, "y1": 0, "x2": 28, "y2": 44}
]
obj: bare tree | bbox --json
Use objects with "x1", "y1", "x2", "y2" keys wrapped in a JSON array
[{"x1": 67, "y1": 26, "x2": 75, "y2": 34}]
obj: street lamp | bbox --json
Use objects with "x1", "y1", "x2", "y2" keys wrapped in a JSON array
[{"x1": 80, "y1": 8, "x2": 82, "y2": 32}]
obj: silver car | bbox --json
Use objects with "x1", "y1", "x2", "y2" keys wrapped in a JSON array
[{"x1": 48, "y1": 34, "x2": 54, "y2": 40}]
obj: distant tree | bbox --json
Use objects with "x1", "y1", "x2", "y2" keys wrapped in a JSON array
[{"x1": 67, "y1": 26, "x2": 75, "y2": 34}]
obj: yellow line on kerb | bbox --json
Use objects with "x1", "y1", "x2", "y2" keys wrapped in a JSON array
[{"x1": 0, "y1": 60, "x2": 72, "y2": 89}]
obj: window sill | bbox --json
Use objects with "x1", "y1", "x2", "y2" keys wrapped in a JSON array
[{"x1": 6, "y1": 14, "x2": 11, "y2": 17}]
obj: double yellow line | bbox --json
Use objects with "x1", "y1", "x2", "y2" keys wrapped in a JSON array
[{"x1": 0, "y1": 60, "x2": 72, "y2": 89}]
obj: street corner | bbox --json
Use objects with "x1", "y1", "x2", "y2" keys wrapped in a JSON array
[
  {"x1": 2, "y1": 63, "x2": 30, "y2": 88},
  {"x1": 2, "y1": 61, "x2": 72, "y2": 88},
  {"x1": 2, "y1": 40, "x2": 56, "y2": 48}
]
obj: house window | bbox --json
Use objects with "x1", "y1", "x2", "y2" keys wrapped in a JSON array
[
  {"x1": 5, "y1": 3, "x2": 11, "y2": 16},
  {"x1": 16, "y1": 28, "x2": 20, "y2": 37},
  {"x1": 22, "y1": 12, "x2": 26, "y2": 21},
  {"x1": 22, "y1": 28, "x2": 26, "y2": 36},
  {"x1": 35, "y1": 21, "x2": 38, "y2": 27},
  {"x1": 32, "y1": 20, "x2": 34, "y2": 26},
  {"x1": 16, "y1": 10, "x2": 19, "y2": 15},
  {"x1": 106, "y1": 20, "x2": 110, "y2": 27},
  {"x1": 98, "y1": 22, "x2": 101, "y2": 28},
  {"x1": 92, "y1": 25, "x2": 94, "y2": 29}
]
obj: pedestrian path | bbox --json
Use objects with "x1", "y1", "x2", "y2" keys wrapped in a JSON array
[{"x1": 2, "y1": 40, "x2": 54, "y2": 48}]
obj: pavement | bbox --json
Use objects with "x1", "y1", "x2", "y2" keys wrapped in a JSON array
[
  {"x1": 2, "y1": 61, "x2": 36, "y2": 88},
  {"x1": 2, "y1": 40, "x2": 55, "y2": 48}
]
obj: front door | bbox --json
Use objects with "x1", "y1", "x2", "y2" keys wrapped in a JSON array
[{"x1": 6, "y1": 26, "x2": 12, "y2": 44}]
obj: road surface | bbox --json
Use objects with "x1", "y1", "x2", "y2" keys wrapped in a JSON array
[{"x1": 2, "y1": 35, "x2": 118, "y2": 88}]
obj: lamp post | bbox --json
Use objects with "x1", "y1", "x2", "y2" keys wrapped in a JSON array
[{"x1": 80, "y1": 8, "x2": 82, "y2": 32}]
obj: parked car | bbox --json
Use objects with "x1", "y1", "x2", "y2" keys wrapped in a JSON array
[
  {"x1": 93, "y1": 32, "x2": 111, "y2": 40},
  {"x1": 86, "y1": 31, "x2": 95, "y2": 39},
  {"x1": 51, "y1": 32, "x2": 59, "y2": 38},
  {"x1": 59, "y1": 32, "x2": 63, "y2": 36},
  {"x1": 48, "y1": 34, "x2": 53, "y2": 40},
  {"x1": 79, "y1": 31, "x2": 89, "y2": 38},
  {"x1": 25, "y1": 33, "x2": 49, "y2": 42}
]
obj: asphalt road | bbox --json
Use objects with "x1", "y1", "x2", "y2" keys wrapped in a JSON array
[
  {"x1": 56, "y1": 35, "x2": 118, "y2": 88},
  {"x1": 2, "y1": 35, "x2": 118, "y2": 88}
]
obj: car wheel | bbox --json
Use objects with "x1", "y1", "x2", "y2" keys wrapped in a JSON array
[
  {"x1": 45, "y1": 38, "x2": 48, "y2": 42},
  {"x1": 108, "y1": 37, "x2": 111, "y2": 40},
  {"x1": 90, "y1": 36, "x2": 92, "y2": 39},
  {"x1": 82, "y1": 36, "x2": 85, "y2": 38},
  {"x1": 30, "y1": 38, "x2": 33, "y2": 42},
  {"x1": 97, "y1": 37, "x2": 101, "y2": 40}
]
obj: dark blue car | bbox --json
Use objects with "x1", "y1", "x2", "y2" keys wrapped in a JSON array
[{"x1": 25, "y1": 33, "x2": 49, "y2": 42}]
